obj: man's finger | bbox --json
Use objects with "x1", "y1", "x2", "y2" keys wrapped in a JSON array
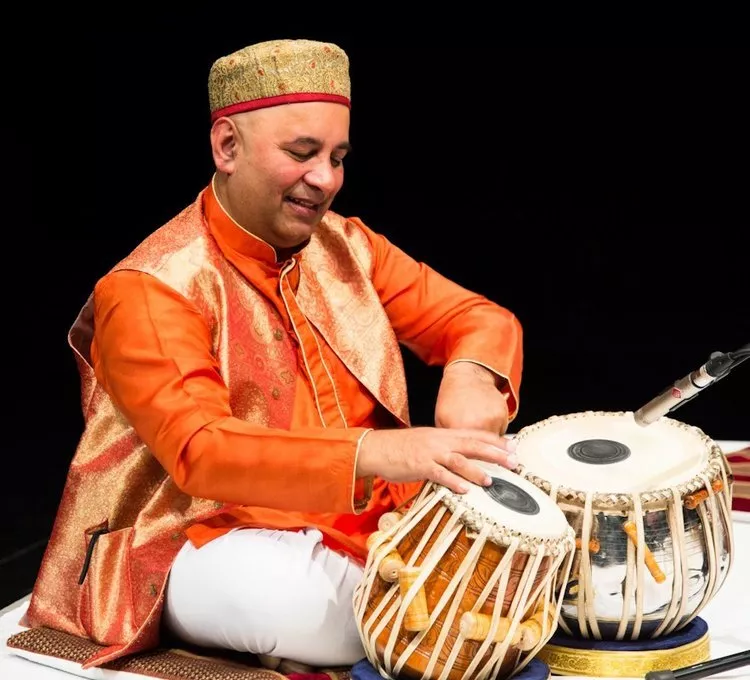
[
  {"x1": 452, "y1": 438, "x2": 517, "y2": 469},
  {"x1": 452, "y1": 428, "x2": 516, "y2": 451},
  {"x1": 443, "y1": 453, "x2": 492, "y2": 488},
  {"x1": 430, "y1": 464, "x2": 472, "y2": 494}
]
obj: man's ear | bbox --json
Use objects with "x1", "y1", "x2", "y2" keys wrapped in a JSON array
[{"x1": 210, "y1": 118, "x2": 239, "y2": 173}]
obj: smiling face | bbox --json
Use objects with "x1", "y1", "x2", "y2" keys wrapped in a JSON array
[{"x1": 211, "y1": 101, "x2": 351, "y2": 251}]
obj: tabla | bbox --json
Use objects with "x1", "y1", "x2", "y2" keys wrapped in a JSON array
[
  {"x1": 352, "y1": 462, "x2": 576, "y2": 680},
  {"x1": 513, "y1": 411, "x2": 734, "y2": 641}
]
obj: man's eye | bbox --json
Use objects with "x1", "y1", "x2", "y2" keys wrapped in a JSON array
[
  {"x1": 289, "y1": 150, "x2": 313, "y2": 161},
  {"x1": 331, "y1": 156, "x2": 345, "y2": 168}
]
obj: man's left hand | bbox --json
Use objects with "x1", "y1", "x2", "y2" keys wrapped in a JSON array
[{"x1": 435, "y1": 362, "x2": 510, "y2": 434}]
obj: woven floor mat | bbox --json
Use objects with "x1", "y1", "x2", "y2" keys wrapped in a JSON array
[{"x1": 6, "y1": 626, "x2": 352, "y2": 680}]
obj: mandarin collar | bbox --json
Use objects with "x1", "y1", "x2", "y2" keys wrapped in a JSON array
[{"x1": 204, "y1": 175, "x2": 301, "y2": 267}]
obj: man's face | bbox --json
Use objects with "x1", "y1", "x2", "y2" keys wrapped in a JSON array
[{"x1": 222, "y1": 101, "x2": 351, "y2": 251}]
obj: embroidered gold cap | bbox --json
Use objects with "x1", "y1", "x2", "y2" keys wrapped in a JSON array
[{"x1": 208, "y1": 39, "x2": 351, "y2": 122}]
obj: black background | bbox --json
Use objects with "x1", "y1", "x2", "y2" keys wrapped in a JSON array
[{"x1": 4, "y1": 37, "x2": 747, "y2": 608}]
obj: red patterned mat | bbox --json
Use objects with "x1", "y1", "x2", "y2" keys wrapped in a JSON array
[{"x1": 728, "y1": 446, "x2": 750, "y2": 512}]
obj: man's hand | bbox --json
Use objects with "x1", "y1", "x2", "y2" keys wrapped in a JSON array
[
  {"x1": 356, "y1": 426, "x2": 517, "y2": 494},
  {"x1": 435, "y1": 362, "x2": 510, "y2": 434}
]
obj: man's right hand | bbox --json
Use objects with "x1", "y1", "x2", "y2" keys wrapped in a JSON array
[{"x1": 356, "y1": 427, "x2": 518, "y2": 494}]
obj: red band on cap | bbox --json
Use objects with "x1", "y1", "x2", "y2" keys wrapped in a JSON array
[{"x1": 211, "y1": 92, "x2": 351, "y2": 122}]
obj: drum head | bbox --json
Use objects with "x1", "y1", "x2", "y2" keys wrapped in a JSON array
[
  {"x1": 451, "y1": 460, "x2": 572, "y2": 542},
  {"x1": 514, "y1": 411, "x2": 712, "y2": 493}
]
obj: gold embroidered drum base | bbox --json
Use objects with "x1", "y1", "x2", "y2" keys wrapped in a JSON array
[{"x1": 536, "y1": 633, "x2": 710, "y2": 677}]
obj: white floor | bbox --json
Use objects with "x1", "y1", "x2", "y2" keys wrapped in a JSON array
[{"x1": 2, "y1": 441, "x2": 749, "y2": 680}]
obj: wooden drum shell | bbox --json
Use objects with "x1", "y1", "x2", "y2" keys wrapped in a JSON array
[{"x1": 360, "y1": 500, "x2": 553, "y2": 680}]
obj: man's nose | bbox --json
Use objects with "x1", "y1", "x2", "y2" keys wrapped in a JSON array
[{"x1": 304, "y1": 160, "x2": 339, "y2": 192}]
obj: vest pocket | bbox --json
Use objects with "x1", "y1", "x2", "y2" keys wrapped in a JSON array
[{"x1": 79, "y1": 525, "x2": 135, "y2": 644}]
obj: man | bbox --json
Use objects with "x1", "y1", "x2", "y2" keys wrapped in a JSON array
[{"x1": 21, "y1": 39, "x2": 523, "y2": 672}]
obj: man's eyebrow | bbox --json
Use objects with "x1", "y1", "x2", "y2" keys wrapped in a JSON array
[{"x1": 288, "y1": 136, "x2": 352, "y2": 153}]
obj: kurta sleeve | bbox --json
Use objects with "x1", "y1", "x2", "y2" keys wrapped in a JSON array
[
  {"x1": 90, "y1": 269, "x2": 372, "y2": 514},
  {"x1": 351, "y1": 218, "x2": 523, "y2": 419}
]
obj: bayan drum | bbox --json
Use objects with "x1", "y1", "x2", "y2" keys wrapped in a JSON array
[
  {"x1": 513, "y1": 411, "x2": 734, "y2": 641},
  {"x1": 353, "y1": 462, "x2": 576, "y2": 680}
]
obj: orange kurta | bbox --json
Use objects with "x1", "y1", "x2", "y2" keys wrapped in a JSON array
[{"x1": 89, "y1": 184, "x2": 522, "y2": 562}]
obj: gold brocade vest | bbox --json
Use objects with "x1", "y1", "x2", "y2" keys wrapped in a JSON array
[{"x1": 22, "y1": 193, "x2": 409, "y2": 669}]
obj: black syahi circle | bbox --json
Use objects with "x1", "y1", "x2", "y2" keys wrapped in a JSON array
[
  {"x1": 484, "y1": 477, "x2": 540, "y2": 515},
  {"x1": 567, "y1": 438, "x2": 631, "y2": 465}
]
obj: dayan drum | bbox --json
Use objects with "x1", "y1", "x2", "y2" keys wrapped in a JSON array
[
  {"x1": 352, "y1": 462, "x2": 576, "y2": 680},
  {"x1": 513, "y1": 411, "x2": 734, "y2": 641}
]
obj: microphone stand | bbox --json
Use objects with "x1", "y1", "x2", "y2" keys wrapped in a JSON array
[{"x1": 644, "y1": 648, "x2": 750, "y2": 679}]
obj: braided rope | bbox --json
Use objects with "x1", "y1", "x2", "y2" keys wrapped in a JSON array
[{"x1": 440, "y1": 488, "x2": 576, "y2": 556}]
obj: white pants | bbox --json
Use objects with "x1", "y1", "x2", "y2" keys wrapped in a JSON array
[{"x1": 162, "y1": 527, "x2": 366, "y2": 667}]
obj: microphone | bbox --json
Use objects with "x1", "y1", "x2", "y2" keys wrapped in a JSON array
[{"x1": 633, "y1": 344, "x2": 750, "y2": 427}]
